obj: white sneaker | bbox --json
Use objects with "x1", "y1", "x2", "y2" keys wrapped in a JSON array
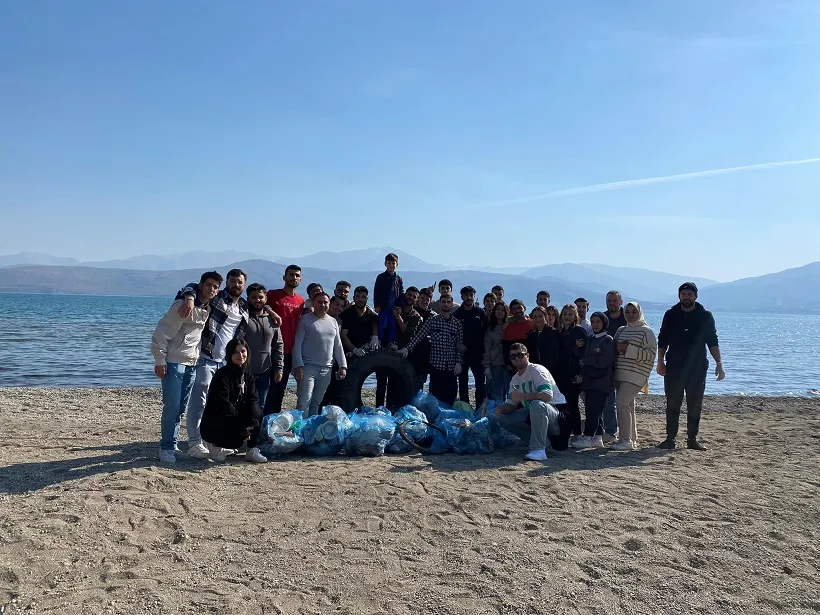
[
  {"x1": 158, "y1": 449, "x2": 176, "y2": 464},
  {"x1": 632, "y1": 441, "x2": 640, "y2": 450},
  {"x1": 187, "y1": 442, "x2": 210, "y2": 459},
  {"x1": 589, "y1": 435, "x2": 604, "y2": 448},
  {"x1": 571, "y1": 435, "x2": 592, "y2": 449},
  {"x1": 602, "y1": 433, "x2": 617, "y2": 444},
  {"x1": 524, "y1": 449, "x2": 548, "y2": 461},
  {"x1": 245, "y1": 447, "x2": 267, "y2": 463},
  {"x1": 610, "y1": 439, "x2": 633, "y2": 451}
]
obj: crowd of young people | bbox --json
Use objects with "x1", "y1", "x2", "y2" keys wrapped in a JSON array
[{"x1": 150, "y1": 253, "x2": 726, "y2": 464}]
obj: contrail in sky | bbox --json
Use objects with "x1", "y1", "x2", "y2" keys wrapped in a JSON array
[{"x1": 463, "y1": 156, "x2": 820, "y2": 209}]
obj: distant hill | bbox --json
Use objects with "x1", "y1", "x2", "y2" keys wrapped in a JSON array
[
  {"x1": 0, "y1": 252, "x2": 79, "y2": 267},
  {"x1": 294, "y1": 247, "x2": 451, "y2": 273},
  {"x1": 81, "y1": 250, "x2": 278, "y2": 271}
]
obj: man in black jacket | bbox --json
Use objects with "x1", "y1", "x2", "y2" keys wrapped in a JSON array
[
  {"x1": 656, "y1": 282, "x2": 725, "y2": 451},
  {"x1": 453, "y1": 286, "x2": 489, "y2": 408}
]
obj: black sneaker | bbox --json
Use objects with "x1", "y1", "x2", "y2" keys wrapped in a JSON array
[
  {"x1": 657, "y1": 439, "x2": 676, "y2": 450},
  {"x1": 687, "y1": 439, "x2": 707, "y2": 451}
]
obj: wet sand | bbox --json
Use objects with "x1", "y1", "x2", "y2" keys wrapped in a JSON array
[{"x1": 0, "y1": 387, "x2": 818, "y2": 614}]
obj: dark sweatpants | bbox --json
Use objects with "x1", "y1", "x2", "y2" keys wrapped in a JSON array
[
  {"x1": 265, "y1": 354, "x2": 292, "y2": 415},
  {"x1": 664, "y1": 364, "x2": 707, "y2": 440},
  {"x1": 457, "y1": 355, "x2": 486, "y2": 409},
  {"x1": 429, "y1": 368, "x2": 457, "y2": 405},
  {"x1": 557, "y1": 379, "x2": 582, "y2": 436}
]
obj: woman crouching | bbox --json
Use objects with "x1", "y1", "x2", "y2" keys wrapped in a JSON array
[{"x1": 200, "y1": 338, "x2": 267, "y2": 463}]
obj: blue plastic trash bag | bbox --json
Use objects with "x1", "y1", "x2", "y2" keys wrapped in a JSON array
[
  {"x1": 481, "y1": 401, "x2": 522, "y2": 449},
  {"x1": 436, "y1": 406, "x2": 476, "y2": 423},
  {"x1": 256, "y1": 410, "x2": 304, "y2": 458},
  {"x1": 301, "y1": 405, "x2": 351, "y2": 456},
  {"x1": 357, "y1": 406, "x2": 392, "y2": 417},
  {"x1": 344, "y1": 412, "x2": 396, "y2": 457},
  {"x1": 411, "y1": 391, "x2": 442, "y2": 422},
  {"x1": 387, "y1": 405, "x2": 429, "y2": 454},
  {"x1": 439, "y1": 417, "x2": 495, "y2": 455}
]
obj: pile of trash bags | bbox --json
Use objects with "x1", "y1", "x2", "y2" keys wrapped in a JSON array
[{"x1": 253, "y1": 392, "x2": 522, "y2": 460}]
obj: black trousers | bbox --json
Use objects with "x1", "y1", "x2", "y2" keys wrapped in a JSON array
[
  {"x1": 375, "y1": 368, "x2": 400, "y2": 409},
  {"x1": 264, "y1": 353, "x2": 292, "y2": 416},
  {"x1": 321, "y1": 362, "x2": 340, "y2": 407},
  {"x1": 429, "y1": 368, "x2": 457, "y2": 405},
  {"x1": 664, "y1": 364, "x2": 707, "y2": 440},
  {"x1": 457, "y1": 355, "x2": 486, "y2": 409},
  {"x1": 557, "y1": 379, "x2": 582, "y2": 436},
  {"x1": 582, "y1": 388, "x2": 607, "y2": 437}
]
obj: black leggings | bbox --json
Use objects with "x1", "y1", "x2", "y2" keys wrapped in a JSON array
[{"x1": 558, "y1": 380, "x2": 582, "y2": 435}]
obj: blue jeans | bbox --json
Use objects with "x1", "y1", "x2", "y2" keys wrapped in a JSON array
[
  {"x1": 255, "y1": 371, "x2": 271, "y2": 410},
  {"x1": 159, "y1": 362, "x2": 197, "y2": 451},
  {"x1": 603, "y1": 385, "x2": 618, "y2": 436},
  {"x1": 496, "y1": 400, "x2": 560, "y2": 450},
  {"x1": 186, "y1": 357, "x2": 223, "y2": 445},
  {"x1": 489, "y1": 365, "x2": 511, "y2": 401}
]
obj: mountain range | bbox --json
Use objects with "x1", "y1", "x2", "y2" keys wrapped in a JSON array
[{"x1": 0, "y1": 249, "x2": 817, "y2": 313}]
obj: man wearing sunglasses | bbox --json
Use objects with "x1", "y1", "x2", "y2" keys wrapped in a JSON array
[{"x1": 494, "y1": 343, "x2": 566, "y2": 461}]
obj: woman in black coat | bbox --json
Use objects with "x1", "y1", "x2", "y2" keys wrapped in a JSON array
[
  {"x1": 556, "y1": 304, "x2": 588, "y2": 436},
  {"x1": 200, "y1": 338, "x2": 266, "y2": 463},
  {"x1": 526, "y1": 306, "x2": 562, "y2": 378}
]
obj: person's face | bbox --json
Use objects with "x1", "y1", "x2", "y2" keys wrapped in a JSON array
[
  {"x1": 385, "y1": 259, "x2": 398, "y2": 274},
  {"x1": 227, "y1": 274, "x2": 246, "y2": 298},
  {"x1": 310, "y1": 286, "x2": 324, "y2": 300},
  {"x1": 328, "y1": 298, "x2": 344, "y2": 317},
  {"x1": 461, "y1": 292, "x2": 475, "y2": 309},
  {"x1": 510, "y1": 304, "x2": 525, "y2": 320},
  {"x1": 536, "y1": 295, "x2": 549, "y2": 308},
  {"x1": 606, "y1": 293, "x2": 622, "y2": 312},
  {"x1": 532, "y1": 311, "x2": 546, "y2": 329},
  {"x1": 575, "y1": 301, "x2": 589, "y2": 319},
  {"x1": 313, "y1": 294, "x2": 330, "y2": 317},
  {"x1": 493, "y1": 290, "x2": 504, "y2": 302},
  {"x1": 484, "y1": 296, "x2": 495, "y2": 312},
  {"x1": 334, "y1": 284, "x2": 349, "y2": 301},
  {"x1": 591, "y1": 315, "x2": 604, "y2": 334},
  {"x1": 284, "y1": 269, "x2": 301, "y2": 289},
  {"x1": 494, "y1": 304, "x2": 506, "y2": 321},
  {"x1": 231, "y1": 344, "x2": 248, "y2": 367},
  {"x1": 439, "y1": 285, "x2": 452, "y2": 297},
  {"x1": 625, "y1": 304, "x2": 641, "y2": 323},
  {"x1": 679, "y1": 290, "x2": 696, "y2": 309},
  {"x1": 200, "y1": 278, "x2": 220, "y2": 300},
  {"x1": 418, "y1": 293, "x2": 431, "y2": 309},
  {"x1": 405, "y1": 290, "x2": 419, "y2": 307},
  {"x1": 561, "y1": 309, "x2": 575, "y2": 326},
  {"x1": 354, "y1": 291, "x2": 368, "y2": 309},
  {"x1": 546, "y1": 310, "x2": 557, "y2": 328},
  {"x1": 510, "y1": 349, "x2": 528, "y2": 368},
  {"x1": 248, "y1": 290, "x2": 266, "y2": 311},
  {"x1": 439, "y1": 296, "x2": 453, "y2": 313}
]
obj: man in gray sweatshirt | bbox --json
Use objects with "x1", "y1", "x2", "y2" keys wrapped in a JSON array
[
  {"x1": 292, "y1": 292, "x2": 348, "y2": 416},
  {"x1": 245, "y1": 283, "x2": 284, "y2": 409}
]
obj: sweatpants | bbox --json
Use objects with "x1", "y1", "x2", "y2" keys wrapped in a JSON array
[
  {"x1": 496, "y1": 401, "x2": 561, "y2": 451},
  {"x1": 615, "y1": 381, "x2": 642, "y2": 442}
]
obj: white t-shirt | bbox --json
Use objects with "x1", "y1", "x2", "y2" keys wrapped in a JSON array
[
  {"x1": 578, "y1": 319, "x2": 592, "y2": 336},
  {"x1": 507, "y1": 363, "x2": 566, "y2": 409},
  {"x1": 210, "y1": 302, "x2": 243, "y2": 363}
]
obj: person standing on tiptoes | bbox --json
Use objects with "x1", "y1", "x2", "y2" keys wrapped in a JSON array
[{"x1": 612, "y1": 301, "x2": 657, "y2": 451}]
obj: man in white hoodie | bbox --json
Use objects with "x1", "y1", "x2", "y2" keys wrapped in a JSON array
[{"x1": 151, "y1": 271, "x2": 222, "y2": 463}]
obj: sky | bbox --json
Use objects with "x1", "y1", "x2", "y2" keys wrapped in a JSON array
[{"x1": 1, "y1": 0, "x2": 819, "y2": 282}]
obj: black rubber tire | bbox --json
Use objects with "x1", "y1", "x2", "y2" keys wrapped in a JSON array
[{"x1": 335, "y1": 348, "x2": 418, "y2": 413}]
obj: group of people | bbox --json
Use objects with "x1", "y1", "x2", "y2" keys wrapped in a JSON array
[{"x1": 150, "y1": 252, "x2": 725, "y2": 464}]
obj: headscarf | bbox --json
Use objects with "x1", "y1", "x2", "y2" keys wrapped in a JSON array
[
  {"x1": 590, "y1": 311, "x2": 609, "y2": 337},
  {"x1": 625, "y1": 301, "x2": 648, "y2": 327}
]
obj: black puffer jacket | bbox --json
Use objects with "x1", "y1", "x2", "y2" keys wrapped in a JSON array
[{"x1": 200, "y1": 363, "x2": 261, "y2": 449}]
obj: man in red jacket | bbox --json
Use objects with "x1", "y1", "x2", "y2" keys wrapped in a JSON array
[{"x1": 265, "y1": 264, "x2": 305, "y2": 415}]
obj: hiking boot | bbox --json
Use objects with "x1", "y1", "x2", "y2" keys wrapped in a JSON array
[
  {"x1": 657, "y1": 438, "x2": 676, "y2": 450},
  {"x1": 687, "y1": 439, "x2": 707, "y2": 451}
]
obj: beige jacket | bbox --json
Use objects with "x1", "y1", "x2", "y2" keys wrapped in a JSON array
[{"x1": 151, "y1": 299, "x2": 210, "y2": 367}]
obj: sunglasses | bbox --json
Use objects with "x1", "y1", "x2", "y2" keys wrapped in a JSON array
[{"x1": 509, "y1": 352, "x2": 527, "y2": 360}]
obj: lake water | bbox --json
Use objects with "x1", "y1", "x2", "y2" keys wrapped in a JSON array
[{"x1": 0, "y1": 293, "x2": 818, "y2": 397}]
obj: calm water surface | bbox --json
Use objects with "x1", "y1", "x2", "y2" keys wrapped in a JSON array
[{"x1": 0, "y1": 293, "x2": 818, "y2": 396}]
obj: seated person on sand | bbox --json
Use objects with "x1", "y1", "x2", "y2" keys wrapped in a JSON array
[
  {"x1": 199, "y1": 338, "x2": 267, "y2": 463},
  {"x1": 494, "y1": 343, "x2": 567, "y2": 462}
]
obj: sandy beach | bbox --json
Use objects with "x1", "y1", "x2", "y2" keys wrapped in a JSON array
[{"x1": 0, "y1": 387, "x2": 818, "y2": 614}]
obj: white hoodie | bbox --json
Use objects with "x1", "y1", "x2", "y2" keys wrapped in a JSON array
[{"x1": 151, "y1": 299, "x2": 211, "y2": 367}]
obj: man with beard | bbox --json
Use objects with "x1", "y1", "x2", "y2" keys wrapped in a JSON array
[
  {"x1": 265, "y1": 265, "x2": 306, "y2": 415},
  {"x1": 244, "y1": 283, "x2": 284, "y2": 409},
  {"x1": 375, "y1": 287, "x2": 421, "y2": 407},
  {"x1": 411, "y1": 287, "x2": 435, "y2": 390},
  {"x1": 453, "y1": 286, "x2": 489, "y2": 408},
  {"x1": 492, "y1": 285, "x2": 504, "y2": 304},
  {"x1": 657, "y1": 283, "x2": 725, "y2": 451},
  {"x1": 536, "y1": 290, "x2": 551, "y2": 309},
  {"x1": 340, "y1": 286, "x2": 378, "y2": 356},
  {"x1": 430, "y1": 279, "x2": 460, "y2": 314},
  {"x1": 601, "y1": 290, "x2": 628, "y2": 442},
  {"x1": 175, "y1": 268, "x2": 250, "y2": 458},
  {"x1": 334, "y1": 281, "x2": 351, "y2": 310},
  {"x1": 400, "y1": 294, "x2": 464, "y2": 405},
  {"x1": 320, "y1": 294, "x2": 348, "y2": 406}
]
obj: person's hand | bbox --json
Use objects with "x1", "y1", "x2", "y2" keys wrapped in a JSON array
[
  {"x1": 294, "y1": 367, "x2": 304, "y2": 381},
  {"x1": 484, "y1": 367, "x2": 492, "y2": 380},
  {"x1": 657, "y1": 362, "x2": 667, "y2": 377},
  {"x1": 154, "y1": 365, "x2": 167, "y2": 379},
  {"x1": 617, "y1": 341, "x2": 629, "y2": 354},
  {"x1": 454, "y1": 363, "x2": 462, "y2": 376},
  {"x1": 576, "y1": 338, "x2": 586, "y2": 348},
  {"x1": 457, "y1": 343, "x2": 467, "y2": 354},
  {"x1": 427, "y1": 282, "x2": 436, "y2": 295},
  {"x1": 370, "y1": 336, "x2": 380, "y2": 351},
  {"x1": 715, "y1": 363, "x2": 725, "y2": 381},
  {"x1": 510, "y1": 388, "x2": 521, "y2": 402},
  {"x1": 265, "y1": 306, "x2": 282, "y2": 326},
  {"x1": 273, "y1": 371, "x2": 283, "y2": 383},
  {"x1": 178, "y1": 298, "x2": 194, "y2": 318},
  {"x1": 397, "y1": 347, "x2": 409, "y2": 358},
  {"x1": 353, "y1": 347, "x2": 366, "y2": 357},
  {"x1": 338, "y1": 367, "x2": 347, "y2": 380},
  {"x1": 392, "y1": 306, "x2": 402, "y2": 319}
]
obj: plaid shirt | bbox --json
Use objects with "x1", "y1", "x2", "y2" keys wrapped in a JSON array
[
  {"x1": 177, "y1": 285, "x2": 248, "y2": 360},
  {"x1": 405, "y1": 313, "x2": 464, "y2": 371}
]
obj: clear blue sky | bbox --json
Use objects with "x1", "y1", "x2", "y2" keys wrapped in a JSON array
[{"x1": 1, "y1": 0, "x2": 818, "y2": 281}]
